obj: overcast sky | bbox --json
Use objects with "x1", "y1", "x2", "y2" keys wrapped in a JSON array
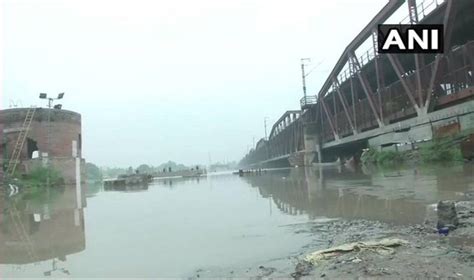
[{"x1": 2, "y1": 0, "x2": 388, "y2": 167}]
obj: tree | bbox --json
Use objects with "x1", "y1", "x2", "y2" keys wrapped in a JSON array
[
  {"x1": 85, "y1": 162, "x2": 103, "y2": 181},
  {"x1": 137, "y1": 164, "x2": 152, "y2": 174}
]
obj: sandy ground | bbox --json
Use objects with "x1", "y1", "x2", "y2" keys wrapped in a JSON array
[{"x1": 191, "y1": 201, "x2": 474, "y2": 279}]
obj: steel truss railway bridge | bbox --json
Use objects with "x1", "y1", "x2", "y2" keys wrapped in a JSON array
[{"x1": 241, "y1": 0, "x2": 474, "y2": 167}]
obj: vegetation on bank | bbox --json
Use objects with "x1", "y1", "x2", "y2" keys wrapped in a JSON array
[
  {"x1": 3, "y1": 166, "x2": 65, "y2": 202},
  {"x1": 13, "y1": 166, "x2": 64, "y2": 188},
  {"x1": 419, "y1": 138, "x2": 464, "y2": 162},
  {"x1": 86, "y1": 162, "x2": 103, "y2": 182},
  {"x1": 100, "y1": 160, "x2": 207, "y2": 178},
  {"x1": 100, "y1": 161, "x2": 185, "y2": 178},
  {"x1": 361, "y1": 149, "x2": 404, "y2": 166},
  {"x1": 361, "y1": 137, "x2": 465, "y2": 166}
]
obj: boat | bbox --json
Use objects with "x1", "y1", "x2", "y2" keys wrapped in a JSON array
[{"x1": 103, "y1": 173, "x2": 152, "y2": 187}]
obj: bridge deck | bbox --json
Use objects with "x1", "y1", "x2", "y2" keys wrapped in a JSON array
[{"x1": 241, "y1": 0, "x2": 474, "y2": 167}]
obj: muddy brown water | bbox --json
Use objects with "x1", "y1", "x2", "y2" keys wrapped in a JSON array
[{"x1": 1, "y1": 163, "x2": 473, "y2": 277}]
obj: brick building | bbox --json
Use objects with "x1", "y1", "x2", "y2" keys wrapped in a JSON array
[{"x1": 0, "y1": 107, "x2": 84, "y2": 183}]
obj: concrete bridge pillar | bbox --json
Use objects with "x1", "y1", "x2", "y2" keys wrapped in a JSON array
[{"x1": 303, "y1": 123, "x2": 322, "y2": 165}]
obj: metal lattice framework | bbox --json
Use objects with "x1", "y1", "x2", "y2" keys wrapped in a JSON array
[
  {"x1": 242, "y1": 0, "x2": 474, "y2": 167},
  {"x1": 241, "y1": 111, "x2": 304, "y2": 165},
  {"x1": 304, "y1": 0, "x2": 473, "y2": 143}
]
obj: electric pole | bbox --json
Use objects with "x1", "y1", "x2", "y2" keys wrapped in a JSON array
[
  {"x1": 264, "y1": 117, "x2": 268, "y2": 140},
  {"x1": 301, "y1": 58, "x2": 311, "y2": 98}
]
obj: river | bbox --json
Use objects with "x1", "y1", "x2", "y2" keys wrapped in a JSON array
[{"x1": 1, "y1": 163, "x2": 473, "y2": 277}]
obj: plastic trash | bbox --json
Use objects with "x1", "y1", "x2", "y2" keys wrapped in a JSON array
[{"x1": 438, "y1": 226, "x2": 449, "y2": 236}]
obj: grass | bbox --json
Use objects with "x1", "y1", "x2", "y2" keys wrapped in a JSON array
[
  {"x1": 419, "y1": 137, "x2": 464, "y2": 163},
  {"x1": 361, "y1": 138, "x2": 463, "y2": 167},
  {"x1": 376, "y1": 150, "x2": 404, "y2": 165},
  {"x1": 361, "y1": 148, "x2": 403, "y2": 166}
]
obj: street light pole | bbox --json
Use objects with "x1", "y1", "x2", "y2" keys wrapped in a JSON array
[
  {"x1": 39, "y1": 92, "x2": 65, "y2": 187},
  {"x1": 47, "y1": 98, "x2": 52, "y2": 170},
  {"x1": 40, "y1": 93, "x2": 64, "y2": 158}
]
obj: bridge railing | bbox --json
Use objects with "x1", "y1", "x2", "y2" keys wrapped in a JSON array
[
  {"x1": 300, "y1": 95, "x2": 317, "y2": 110},
  {"x1": 319, "y1": 41, "x2": 474, "y2": 144},
  {"x1": 400, "y1": 0, "x2": 444, "y2": 24},
  {"x1": 243, "y1": 41, "x2": 473, "y2": 165}
]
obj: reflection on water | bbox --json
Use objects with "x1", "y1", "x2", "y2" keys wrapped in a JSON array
[
  {"x1": 154, "y1": 176, "x2": 205, "y2": 188},
  {"x1": 244, "y1": 164, "x2": 474, "y2": 224},
  {"x1": 104, "y1": 183, "x2": 148, "y2": 192},
  {"x1": 1, "y1": 164, "x2": 473, "y2": 277},
  {"x1": 0, "y1": 184, "x2": 86, "y2": 276}
]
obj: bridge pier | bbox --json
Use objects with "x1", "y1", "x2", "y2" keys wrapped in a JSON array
[{"x1": 303, "y1": 123, "x2": 322, "y2": 165}]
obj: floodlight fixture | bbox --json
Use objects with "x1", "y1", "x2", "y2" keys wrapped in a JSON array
[
  {"x1": 57, "y1": 92, "x2": 64, "y2": 99},
  {"x1": 53, "y1": 104, "x2": 62, "y2": 110},
  {"x1": 39, "y1": 93, "x2": 47, "y2": 99}
]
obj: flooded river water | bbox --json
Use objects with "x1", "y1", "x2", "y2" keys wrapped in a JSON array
[{"x1": 1, "y1": 164, "x2": 473, "y2": 277}]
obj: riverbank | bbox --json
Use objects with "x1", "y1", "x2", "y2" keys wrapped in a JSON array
[
  {"x1": 361, "y1": 135, "x2": 472, "y2": 167},
  {"x1": 192, "y1": 201, "x2": 474, "y2": 279},
  {"x1": 190, "y1": 164, "x2": 474, "y2": 279}
]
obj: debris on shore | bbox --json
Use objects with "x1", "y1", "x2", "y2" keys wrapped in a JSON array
[
  {"x1": 437, "y1": 200, "x2": 459, "y2": 230},
  {"x1": 304, "y1": 238, "x2": 408, "y2": 265},
  {"x1": 192, "y1": 200, "x2": 474, "y2": 279}
]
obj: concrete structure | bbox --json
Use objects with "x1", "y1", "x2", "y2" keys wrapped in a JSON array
[
  {"x1": 241, "y1": 0, "x2": 474, "y2": 167},
  {"x1": 0, "y1": 108, "x2": 84, "y2": 183}
]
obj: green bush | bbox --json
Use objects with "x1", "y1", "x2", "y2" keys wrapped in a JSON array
[
  {"x1": 420, "y1": 140, "x2": 463, "y2": 163},
  {"x1": 376, "y1": 150, "x2": 403, "y2": 165},
  {"x1": 362, "y1": 138, "x2": 464, "y2": 166},
  {"x1": 20, "y1": 166, "x2": 64, "y2": 188},
  {"x1": 361, "y1": 148, "x2": 379, "y2": 164},
  {"x1": 361, "y1": 148, "x2": 403, "y2": 166}
]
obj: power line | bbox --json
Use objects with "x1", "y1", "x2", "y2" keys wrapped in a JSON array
[{"x1": 304, "y1": 59, "x2": 324, "y2": 77}]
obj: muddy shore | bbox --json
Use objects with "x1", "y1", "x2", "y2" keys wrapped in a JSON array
[{"x1": 192, "y1": 201, "x2": 474, "y2": 279}]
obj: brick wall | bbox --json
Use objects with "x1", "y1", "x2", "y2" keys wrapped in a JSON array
[{"x1": 0, "y1": 108, "x2": 82, "y2": 165}]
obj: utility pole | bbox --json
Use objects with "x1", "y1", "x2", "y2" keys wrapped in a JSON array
[
  {"x1": 301, "y1": 58, "x2": 311, "y2": 98},
  {"x1": 40, "y1": 93, "x2": 64, "y2": 160},
  {"x1": 264, "y1": 117, "x2": 268, "y2": 140}
]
